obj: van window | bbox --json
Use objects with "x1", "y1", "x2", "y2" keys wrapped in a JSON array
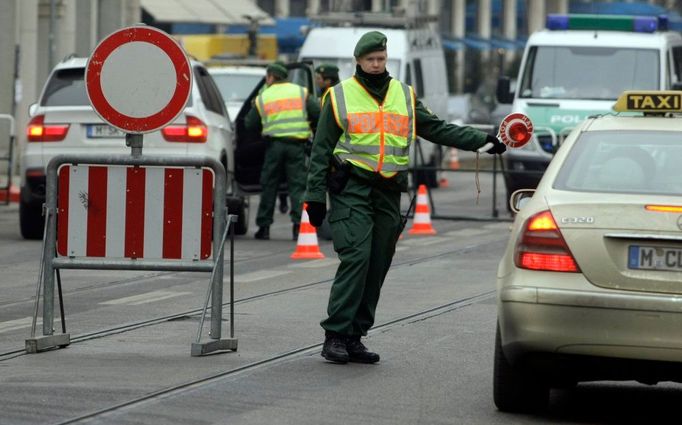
[
  {"x1": 413, "y1": 59, "x2": 424, "y2": 98},
  {"x1": 519, "y1": 46, "x2": 659, "y2": 100},
  {"x1": 672, "y1": 47, "x2": 682, "y2": 84}
]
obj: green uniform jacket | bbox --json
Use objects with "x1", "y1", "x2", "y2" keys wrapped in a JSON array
[{"x1": 304, "y1": 76, "x2": 488, "y2": 204}]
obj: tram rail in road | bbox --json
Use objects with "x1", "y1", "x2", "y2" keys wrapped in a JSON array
[
  {"x1": 0, "y1": 238, "x2": 503, "y2": 361},
  {"x1": 53, "y1": 290, "x2": 495, "y2": 425}
]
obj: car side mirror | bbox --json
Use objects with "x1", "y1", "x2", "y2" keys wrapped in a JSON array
[
  {"x1": 496, "y1": 77, "x2": 514, "y2": 104},
  {"x1": 510, "y1": 189, "x2": 535, "y2": 213},
  {"x1": 28, "y1": 103, "x2": 38, "y2": 116}
]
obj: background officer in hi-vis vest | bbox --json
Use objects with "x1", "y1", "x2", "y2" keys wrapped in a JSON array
[
  {"x1": 304, "y1": 31, "x2": 506, "y2": 364},
  {"x1": 314, "y1": 63, "x2": 340, "y2": 102},
  {"x1": 245, "y1": 62, "x2": 320, "y2": 241}
]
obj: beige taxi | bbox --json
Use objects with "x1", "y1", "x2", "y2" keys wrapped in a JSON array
[{"x1": 495, "y1": 91, "x2": 682, "y2": 413}]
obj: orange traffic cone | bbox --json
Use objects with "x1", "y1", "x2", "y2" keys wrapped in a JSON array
[
  {"x1": 408, "y1": 185, "x2": 437, "y2": 235},
  {"x1": 291, "y1": 204, "x2": 325, "y2": 259},
  {"x1": 448, "y1": 148, "x2": 461, "y2": 170}
]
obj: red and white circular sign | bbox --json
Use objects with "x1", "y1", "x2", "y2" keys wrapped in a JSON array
[
  {"x1": 86, "y1": 26, "x2": 192, "y2": 134},
  {"x1": 498, "y1": 113, "x2": 534, "y2": 148}
]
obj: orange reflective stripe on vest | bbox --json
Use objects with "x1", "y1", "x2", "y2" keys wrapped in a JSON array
[
  {"x1": 347, "y1": 112, "x2": 410, "y2": 137},
  {"x1": 330, "y1": 77, "x2": 415, "y2": 176}
]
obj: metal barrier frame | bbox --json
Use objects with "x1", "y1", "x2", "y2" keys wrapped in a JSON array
[
  {"x1": 25, "y1": 150, "x2": 237, "y2": 356},
  {"x1": 0, "y1": 114, "x2": 15, "y2": 206}
]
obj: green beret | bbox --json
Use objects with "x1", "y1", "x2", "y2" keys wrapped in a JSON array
[
  {"x1": 354, "y1": 31, "x2": 387, "y2": 58},
  {"x1": 315, "y1": 64, "x2": 339, "y2": 79},
  {"x1": 266, "y1": 62, "x2": 288, "y2": 79}
]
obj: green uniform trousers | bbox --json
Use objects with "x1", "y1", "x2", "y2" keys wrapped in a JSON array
[
  {"x1": 321, "y1": 174, "x2": 402, "y2": 336},
  {"x1": 256, "y1": 139, "x2": 306, "y2": 227}
]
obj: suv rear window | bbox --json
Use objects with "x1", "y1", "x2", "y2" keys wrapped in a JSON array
[
  {"x1": 554, "y1": 130, "x2": 682, "y2": 195},
  {"x1": 41, "y1": 66, "x2": 194, "y2": 107},
  {"x1": 41, "y1": 68, "x2": 89, "y2": 106}
]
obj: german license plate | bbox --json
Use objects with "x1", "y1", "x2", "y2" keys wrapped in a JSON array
[
  {"x1": 87, "y1": 124, "x2": 124, "y2": 138},
  {"x1": 628, "y1": 245, "x2": 682, "y2": 271}
]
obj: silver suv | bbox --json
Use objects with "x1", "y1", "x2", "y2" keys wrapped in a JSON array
[{"x1": 20, "y1": 55, "x2": 248, "y2": 239}]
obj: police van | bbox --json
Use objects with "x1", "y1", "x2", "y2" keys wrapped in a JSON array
[
  {"x1": 298, "y1": 12, "x2": 449, "y2": 187},
  {"x1": 497, "y1": 14, "x2": 682, "y2": 204}
]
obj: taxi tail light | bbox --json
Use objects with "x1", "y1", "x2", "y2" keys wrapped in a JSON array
[
  {"x1": 27, "y1": 115, "x2": 69, "y2": 142},
  {"x1": 515, "y1": 210, "x2": 580, "y2": 273},
  {"x1": 161, "y1": 116, "x2": 208, "y2": 143}
]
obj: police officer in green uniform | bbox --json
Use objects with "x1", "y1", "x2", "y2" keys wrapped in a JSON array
[
  {"x1": 304, "y1": 31, "x2": 506, "y2": 364},
  {"x1": 314, "y1": 64, "x2": 340, "y2": 100},
  {"x1": 246, "y1": 62, "x2": 320, "y2": 240}
]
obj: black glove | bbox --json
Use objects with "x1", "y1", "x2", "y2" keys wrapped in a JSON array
[
  {"x1": 485, "y1": 134, "x2": 507, "y2": 155},
  {"x1": 306, "y1": 202, "x2": 327, "y2": 227}
]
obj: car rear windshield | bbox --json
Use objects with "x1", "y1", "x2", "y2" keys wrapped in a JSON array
[
  {"x1": 519, "y1": 46, "x2": 659, "y2": 100},
  {"x1": 212, "y1": 73, "x2": 263, "y2": 102},
  {"x1": 41, "y1": 68, "x2": 90, "y2": 106},
  {"x1": 554, "y1": 130, "x2": 682, "y2": 195},
  {"x1": 41, "y1": 66, "x2": 194, "y2": 107}
]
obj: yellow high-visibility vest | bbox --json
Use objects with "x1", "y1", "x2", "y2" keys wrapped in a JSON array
[
  {"x1": 330, "y1": 77, "x2": 415, "y2": 177},
  {"x1": 256, "y1": 82, "x2": 311, "y2": 140}
]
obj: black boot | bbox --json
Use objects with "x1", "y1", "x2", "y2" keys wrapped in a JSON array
[
  {"x1": 292, "y1": 223, "x2": 300, "y2": 240},
  {"x1": 346, "y1": 336, "x2": 380, "y2": 364},
  {"x1": 321, "y1": 332, "x2": 349, "y2": 364},
  {"x1": 254, "y1": 226, "x2": 270, "y2": 240}
]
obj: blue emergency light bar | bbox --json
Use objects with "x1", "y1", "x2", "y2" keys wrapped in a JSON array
[{"x1": 546, "y1": 14, "x2": 668, "y2": 33}]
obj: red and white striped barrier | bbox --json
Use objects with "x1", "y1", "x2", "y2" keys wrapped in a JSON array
[{"x1": 57, "y1": 165, "x2": 213, "y2": 260}]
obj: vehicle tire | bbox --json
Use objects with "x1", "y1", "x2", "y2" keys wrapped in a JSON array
[
  {"x1": 20, "y1": 200, "x2": 44, "y2": 240},
  {"x1": 493, "y1": 324, "x2": 549, "y2": 413},
  {"x1": 226, "y1": 196, "x2": 249, "y2": 236}
]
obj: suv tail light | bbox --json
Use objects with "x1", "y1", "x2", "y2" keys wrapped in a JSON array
[
  {"x1": 27, "y1": 115, "x2": 69, "y2": 142},
  {"x1": 515, "y1": 210, "x2": 580, "y2": 272},
  {"x1": 161, "y1": 116, "x2": 208, "y2": 143}
]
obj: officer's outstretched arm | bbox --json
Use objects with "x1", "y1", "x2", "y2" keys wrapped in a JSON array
[{"x1": 414, "y1": 100, "x2": 488, "y2": 152}]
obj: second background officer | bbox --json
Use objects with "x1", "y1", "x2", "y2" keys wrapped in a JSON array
[{"x1": 245, "y1": 62, "x2": 320, "y2": 240}]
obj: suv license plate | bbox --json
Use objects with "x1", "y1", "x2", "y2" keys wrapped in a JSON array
[
  {"x1": 87, "y1": 124, "x2": 125, "y2": 138},
  {"x1": 628, "y1": 245, "x2": 682, "y2": 271}
]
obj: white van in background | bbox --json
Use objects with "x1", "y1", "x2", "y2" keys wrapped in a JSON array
[{"x1": 299, "y1": 14, "x2": 449, "y2": 186}]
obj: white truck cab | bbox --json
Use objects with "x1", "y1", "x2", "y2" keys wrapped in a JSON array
[
  {"x1": 299, "y1": 13, "x2": 449, "y2": 187},
  {"x1": 497, "y1": 14, "x2": 682, "y2": 205}
]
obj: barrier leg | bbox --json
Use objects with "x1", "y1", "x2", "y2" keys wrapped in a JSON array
[
  {"x1": 26, "y1": 208, "x2": 70, "y2": 353},
  {"x1": 191, "y1": 215, "x2": 238, "y2": 356},
  {"x1": 56, "y1": 269, "x2": 66, "y2": 335}
]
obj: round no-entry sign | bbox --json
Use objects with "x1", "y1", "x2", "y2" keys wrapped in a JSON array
[{"x1": 86, "y1": 26, "x2": 192, "y2": 134}]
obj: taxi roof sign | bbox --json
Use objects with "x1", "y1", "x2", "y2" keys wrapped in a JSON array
[{"x1": 613, "y1": 91, "x2": 682, "y2": 113}]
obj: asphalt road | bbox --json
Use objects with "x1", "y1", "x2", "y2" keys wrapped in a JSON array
[{"x1": 0, "y1": 171, "x2": 679, "y2": 425}]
